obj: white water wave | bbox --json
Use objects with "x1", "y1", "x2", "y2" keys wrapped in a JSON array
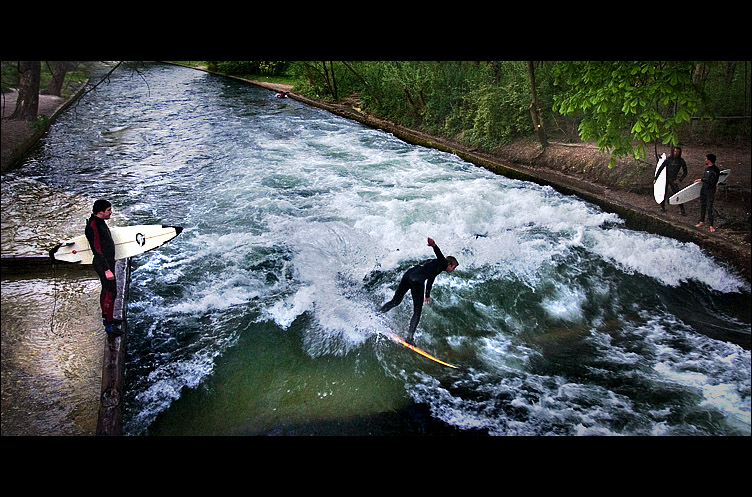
[{"x1": 586, "y1": 227, "x2": 748, "y2": 293}]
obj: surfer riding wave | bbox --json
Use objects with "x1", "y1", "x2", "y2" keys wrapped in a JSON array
[{"x1": 378, "y1": 237, "x2": 458, "y2": 345}]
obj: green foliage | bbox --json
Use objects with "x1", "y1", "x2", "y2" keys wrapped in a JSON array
[
  {"x1": 31, "y1": 114, "x2": 50, "y2": 132},
  {"x1": 289, "y1": 61, "x2": 362, "y2": 102},
  {"x1": 682, "y1": 61, "x2": 751, "y2": 144},
  {"x1": 1, "y1": 61, "x2": 20, "y2": 92},
  {"x1": 7, "y1": 60, "x2": 747, "y2": 163},
  {"x1": 300, "y1": 61, "x2": 539, "y2": 148},
  {"x1": 553, "y1": 61, "x2": 701, "y2": 166},
  {"x1": 206, "y1": 60, "x2": 750, "y2": 163},
  {"x1": 461, "y1": 62, "x2": 534, "y2": 149},
  {"x1": 207, "y1": 61, "x2": 289, "y2": 76}
]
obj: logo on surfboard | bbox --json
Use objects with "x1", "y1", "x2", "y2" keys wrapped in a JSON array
[{"x1": 135, "y1": 233, "x2": 146, "y2": 246}]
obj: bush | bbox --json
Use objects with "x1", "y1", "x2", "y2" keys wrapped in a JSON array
[{"x1": 207, "y1": 61, "x2": 289, "y2": 77}]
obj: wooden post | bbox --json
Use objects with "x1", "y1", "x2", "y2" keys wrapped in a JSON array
[
  {"x1": 96, "y1": 258, "x2": 131, "y2": 436},
  {"x1": 1, "y1": 255, "x2": 92, "y2": 273}
]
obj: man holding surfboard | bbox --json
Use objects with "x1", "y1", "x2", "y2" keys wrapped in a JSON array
[
  {"x1": 85, "y1": 199, "x2": 121, "y2": 335},
  {"x1": 379, "y1": 237, "x2": 458, "y2": 345},
  {"x1": 695, "y1": 153, "x2": 721, "y2": 233},
  {"x1": 654, "y1": 146, "x2": 688, "y2": 215}
]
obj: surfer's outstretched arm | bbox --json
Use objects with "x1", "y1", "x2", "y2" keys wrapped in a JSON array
[{"x1": 427, "y1": 237, "x2": 445, "y2": 261}]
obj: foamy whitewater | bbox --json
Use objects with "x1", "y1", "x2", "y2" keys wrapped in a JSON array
[{"x1": 3, "y1": 63, "x2": 749, "y2": 435}]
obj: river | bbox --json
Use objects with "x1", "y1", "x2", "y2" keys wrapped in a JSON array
[{"x1": 2, "y1": 62, "x2": 749, "y2": 436}]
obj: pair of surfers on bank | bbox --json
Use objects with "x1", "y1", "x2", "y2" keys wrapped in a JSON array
[{"x1": 653, "y1": 148, "x2": 729, "y2": 233}]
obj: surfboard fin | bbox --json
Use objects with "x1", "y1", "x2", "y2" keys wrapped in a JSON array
[
  {"x1": 48, "y1": 244, "x2": 61, "y2": 260},
  {"x1": 48, "y1": 240, "x2": 77, "y2": 257}
]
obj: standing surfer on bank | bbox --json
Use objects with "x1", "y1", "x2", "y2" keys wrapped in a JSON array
[
  {"x1": 378, "y1": 237, "x2": 458, "y2": 345},
  {"x1": 85, "y1": 199, "x2": 121, "y2": 335},
  {"x1": 654, "y1": 146, "x2": 688, "y2": 215},
  {"x1": 695, "y1": 153, "x2": 721, "y2": 233}
]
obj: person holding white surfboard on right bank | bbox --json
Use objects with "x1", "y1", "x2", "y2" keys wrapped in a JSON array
[
  {"x1": 694, "y1": 153, "x2": 721, "y2": 233},
  {"x1": 654, "y1": 146, "x2": 688, "y2": 215}
]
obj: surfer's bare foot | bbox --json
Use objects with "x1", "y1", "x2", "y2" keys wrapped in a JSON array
[
  {"x1": 695, "y1": 222, "x2": 705, "y2": 227},
  {"x1": 709, "y1": 226, "x2": 716, "y2": 233}
]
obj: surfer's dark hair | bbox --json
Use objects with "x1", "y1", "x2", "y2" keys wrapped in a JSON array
[
  {"x1": 447, "y1": 256, "x2": 458, "y2": 268},
  {"x1": 706, "y1": 153, "x2": 716, "y2": 163},
  {"x1": 93, "y1": 199, "x2": 111, "y2": 214}
]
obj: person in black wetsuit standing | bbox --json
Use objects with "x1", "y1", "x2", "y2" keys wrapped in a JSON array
[
  {"x1": 654, "y1": 146, "x2": 688, "y2": 215},
  {"x1": 379, "y1": 237, "x2": 458, "y2": 345},
  {"x1": 695, "y1": 153, "x2": 721, "y2": 233},
  {"x1": 84, "y1": 199, "x2": 121, "y2": 335}
]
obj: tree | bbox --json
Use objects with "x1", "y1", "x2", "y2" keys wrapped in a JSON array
[
  {"x1": 553, "y1": 61, "x2": 700, "y2": 166},
  {"x1": 320, "y1": 61, "x2": 338, "y2": 100},
  {"x1": 43, "y1": 61, "x2": 75, "y2": 97},
  {"x1": 9, "y1": 61, "x2": 41, "y2": 120},
  {"x1": 527, "y1": 61, "x2": 548, "y2": 148},
  {"x1": 382, "y1": 61, "x2": 429, "y2": 126},
  {"x1": 294, "y1": 61, "x2": 340, "y2": 100}
]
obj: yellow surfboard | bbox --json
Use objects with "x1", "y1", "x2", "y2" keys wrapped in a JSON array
[{"x1": 387, "y1": 332, "x2": 457, "y2": 369}]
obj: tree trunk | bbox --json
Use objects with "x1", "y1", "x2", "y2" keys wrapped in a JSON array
[
  {"x1": 526, "y1": 61, "x2": 548, "y2": 148},
  {"x1": 10, "y1": 61, "x2": 41, "y2": 120},
  {"x1": 321, "y1": 61, "x2": 338, "y2": 100},
  {"x1": 724, "y1": 61, "x2": 736, "y2": 85},
  {"x1": 44, "y1": 61, "x2": 72, "y2": 96},
  {"x1": 341, "y1": 61, "x2": 381, "y2": 106}
]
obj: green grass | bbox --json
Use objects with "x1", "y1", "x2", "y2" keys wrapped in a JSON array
[{"x1": 168, "y1": 61, "x2": 297, "y2": 87}]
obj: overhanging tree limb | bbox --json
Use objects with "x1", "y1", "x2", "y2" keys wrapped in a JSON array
[{"x1": 553, "y1": 61, "x2": 701, "y2": 167}]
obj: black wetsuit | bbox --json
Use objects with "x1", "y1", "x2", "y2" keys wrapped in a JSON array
[
  {"x1": 379, "y1": 243, "x2": 449, "y2": 343},
  {"x1": 699, "y1": 164, "x2": 721, "y2": 226},
  {"x1": 656, "y1": 155, "x2": 688, "y2": 214},
  {"x1": 85, "y1": 215, "x2": 117, "y2": 324}
]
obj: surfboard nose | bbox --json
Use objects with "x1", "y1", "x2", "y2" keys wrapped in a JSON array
[{"x1": 163, "y1": 225, "x2": 183, "y2": 235}]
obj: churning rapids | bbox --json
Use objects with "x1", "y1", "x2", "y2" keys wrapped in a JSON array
[{"x1": 2, "y1": 63, "x2": 750, "y2": 436}]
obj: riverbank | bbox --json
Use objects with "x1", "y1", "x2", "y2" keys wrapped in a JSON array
[
  {"x1": 3, "y1": 72, "x2": 750, "y2": 280},
  {"x1": 247, "y1": 80, "x2": 751, "y2": 282},
  {"x1": 1, "y1": 83, "x2": 87, "y2": 173},
  {"x1": 1, "y1": 65, "x2": 749, "y2": 436}
]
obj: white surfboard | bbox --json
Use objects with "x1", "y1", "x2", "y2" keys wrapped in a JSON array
[
  {"x1": 653, "y1": 153, "x2": 667, "y2": 203},
  {"x1": 668, "y1": 169, "x2": 730, "y2": 205},
  {"x1": 50, "y1": 224, "x2": 183, "y2": 264}
]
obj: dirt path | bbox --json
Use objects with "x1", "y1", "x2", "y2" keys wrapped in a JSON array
[{"x1": 1, "y1": 90, "x2": 67, "y2": 171}]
